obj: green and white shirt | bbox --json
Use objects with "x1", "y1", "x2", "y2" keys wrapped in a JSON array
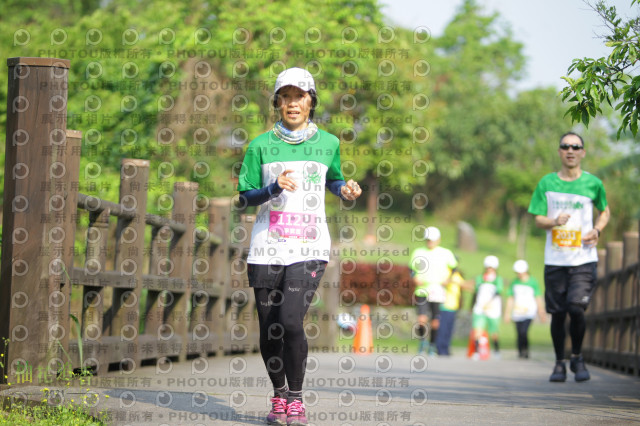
[
  {"x1": 528, "y1": 172, "x2": 607, "y2": 266},
  {"x1": 237, "y1": 129, "x2": 344, "y2": 265},
  {"x1": 507, "y1": 276, "x2": 541, "y2": 321},
  {"x1": 473, "y1": 274, "x2": 503, "y2": 319}
]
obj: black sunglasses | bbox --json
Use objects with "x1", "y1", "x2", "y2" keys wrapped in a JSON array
[{"x1": 559, "y1": 143, "x2": 583, "y2": 151}]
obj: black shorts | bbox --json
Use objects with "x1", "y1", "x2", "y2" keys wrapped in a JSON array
[
  {"x1": 544, "y1": 262, "x2": 597, "y2": 313},
  {"x1": 415, "y1": 296, "x2": 440, "y2": 319},
  {"x1": 247, "y1": 260, "x2": 327, "y2": 290}
]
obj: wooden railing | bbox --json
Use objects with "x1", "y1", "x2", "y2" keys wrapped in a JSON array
[
  {"x1": 584, "y1": 231, "x2": 640, "y2": 375},
  {"x1": 0, "y1": 57, "x2": 337, "y2": 383}
]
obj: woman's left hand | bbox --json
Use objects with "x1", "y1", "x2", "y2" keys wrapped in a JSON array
[{"x1": 341, "y1": 179, "x2": 362, "y2": 200}]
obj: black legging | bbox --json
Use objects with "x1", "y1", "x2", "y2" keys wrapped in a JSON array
[
  {"x1": 550, "y1": 304, "x2": 586, "y2": 360},
  {"x1": 254, "y1": 281, "x2": 318, "y2": 392},
  {"x1": 515, "y1": 319, "x2": 532, "y2": 355}
]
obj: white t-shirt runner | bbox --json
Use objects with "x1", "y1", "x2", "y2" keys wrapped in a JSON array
[
  {"x1": 237, "y1": 129, "x2": 344, "y2": 265},
  {"x1": 409, "y1": 246, "x2": 458, "y2": 303},
  {"x1": 507, "y1": 276, "x2": 542, "y2": 321},
  {"x1": 528, "y1": 172, "x2": 608, "y2": 266},
  {"x1": 472, "y1": 274, "x2": 504, "y2": 319}
]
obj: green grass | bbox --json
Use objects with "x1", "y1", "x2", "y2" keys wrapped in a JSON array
[
  {"x1": 0, "y1": 401, "x2": 104, "y2": 425},
  {"x1": 329, "y1": 209, "x2": 547, "y2": 293}
]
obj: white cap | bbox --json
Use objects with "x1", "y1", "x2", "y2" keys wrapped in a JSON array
[
  {"x1": 513, "y1": 259, "x2": 529, "y2": 274},
  {"x1": 484, "y1": 255, "x2": 499, "y2": 269},
  {"x1": 274, "y1": 67, "x2": 316, "y2": 94},
  {"x1": 424, "y1": 226, "x2": 441, "y2": 241}
]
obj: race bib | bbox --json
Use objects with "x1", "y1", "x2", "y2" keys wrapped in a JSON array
[
  {"x1": 513, "y1": 303, "x2": 529, "y2": 315},
  {"x1": 551, "y1": 227, "x2": 581, "y2": 250},
  {"x1": 268, "y1": 211, "x2": 318, "y2": 241}
]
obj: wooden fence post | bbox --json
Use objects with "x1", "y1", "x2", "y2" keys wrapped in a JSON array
[
  {"x1": 205, "y1": 198, "x2": 232, "y2": 356},
  {"x1": 636, "y1": 223, "x2": 640, "y2": 375},
  {"x1": 606, "y1": 241, "x2": 624, "y2": 313},
  {"x1": 621, "y1": 232, "x2": 639, "y2": 374},
  {"x1": 169, "y1": 182, "x2": 198, "y2": 361},
  {"x1": 227, "y1": 213, "x2": 256, "y2": 353},
  {"x1": 623, "y1": 232, "x2": 639, "y2": 269},
  {"x1": 58, "y1": 129, "x2": 81, "y2": 372},
  {"x1": 0, "y1": 57, "x2": 72, "y2": 383},
  {"x1": 111, "y1": 159, "x2": 149, "y2": 371},
  {"x1": 144, "y1": 225, "x2": 172, "y2": 356},
  {"x1": 81, "y1": 207, "x2": 110, "y2": 373}
]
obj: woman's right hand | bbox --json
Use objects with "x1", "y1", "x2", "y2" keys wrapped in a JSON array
[{"x1": 277, "y1": 169, "x2": 297, "y2": 192}]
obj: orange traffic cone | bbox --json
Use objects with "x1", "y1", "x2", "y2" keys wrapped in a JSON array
[
  {"x1": 467, "y1": 330, "x2": 490, "y2": 360},
  {"x1": 353, "y1": 304, "x2": 373, "y2": 355}
]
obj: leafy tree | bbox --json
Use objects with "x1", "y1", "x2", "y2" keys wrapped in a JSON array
[
  {"x1": 205, "y1": 0, "x2": 434, "y2": 241},
  {"x1": 561, "y1": 0, "x2": 640, "y2": 138},
  {"x1": 560, "y1": 0, "x2": 640, "y2": 234},
  {"x1": 597, "y1": 151, "x2": 640, "y2": 234},
  {"x1": 495, "y1": 88, "x2": 572, "y2": 257},
  {"x1": 0, "y1": 0, "x2": 433, "y2": 228},
  {"x1": 2, "y1": 0, "x2": 635, "y2": 250},
  {"x1": 426, "y1": 0, "x2": 525, "y2": 211}
]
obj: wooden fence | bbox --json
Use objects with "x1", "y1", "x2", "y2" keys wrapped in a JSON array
[
  {"x1": 0, "y1": 57, "x2": 337, "y2": 384},
  {"x1": 584, "y1": 231, "x2": 640, "y2": 375}
]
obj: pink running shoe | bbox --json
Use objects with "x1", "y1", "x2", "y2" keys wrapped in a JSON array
[
  {"x1": 266, "y1": 397, "x2": 287, "y2": 425},
  {"x1": 286, "y1": 399, "x2": 308, "y2": 426}
]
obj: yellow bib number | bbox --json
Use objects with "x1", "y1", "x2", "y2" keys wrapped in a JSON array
[{"x1": 551, "y1": 228, "x2": 581, "y2": 249}]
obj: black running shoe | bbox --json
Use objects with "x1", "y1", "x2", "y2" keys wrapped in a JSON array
[
  {"x1": 549, "y1": 361, "x2": 566, "y2": 382},
  {"x1": 570, "y1": 355, "x2": 591, "y2": 382}
]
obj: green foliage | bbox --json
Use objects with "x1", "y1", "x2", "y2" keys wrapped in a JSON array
[
  {"x1": 597, "y1": 149, "x2": 640, "y2": 233},
  {"x1": 0, "y1": 0, "x2": 431, "y2": 212},
  {"x1": 0, "y1": 335, "x2": 103, "y2": 425},
  {"x1": 496, "y1": 89, "x2": 571, "y2": 208},
  {"x1": 0, "y1": 0, "x2": 636, "y2": 246},
  {"x1": 429, "y1": 0, "x2": 525, "y2": 186},
  {"x1": 561, "y1": 0, "x2": 640, "y2": 138},
  {"x1": 0, "y1": 402, "x2": 103, "y2": 425}
]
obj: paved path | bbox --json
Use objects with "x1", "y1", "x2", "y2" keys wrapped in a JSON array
[{"x1": 3, "y1": 349, "x2": 639, "y2": 425}]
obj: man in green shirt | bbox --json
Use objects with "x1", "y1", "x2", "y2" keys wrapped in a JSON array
[{"x1": 528, "y1": 132, "x2": 610, "y2": 382}]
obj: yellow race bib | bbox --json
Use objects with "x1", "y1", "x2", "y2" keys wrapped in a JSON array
[{"x1": 551, "y1": 227, "x2": 581, "y2": 249}]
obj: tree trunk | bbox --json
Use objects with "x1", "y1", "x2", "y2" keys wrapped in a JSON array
[
  {"x1": 516, "y1": 211, "x2": 530, "y2": 259},
  {"x1": 507, "y1": 200, "x2": 518, "y2": 243},
  {"x1": 414, "y1": 184, "x2": 426, "y2": 223}
]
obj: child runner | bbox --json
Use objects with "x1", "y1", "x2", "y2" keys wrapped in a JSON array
[
  {"x1": 504, "y1": 260, "x2": 547, "y2": 359},
  {"x1": 471, "y1": 255, "x2": 504, "y2": 359},
  {"x1": 236, "y1": 67, "x2": 362, "y2": 426},
  {"x1": 435, "y1": 266, "x2": 466, "y2": 356}
]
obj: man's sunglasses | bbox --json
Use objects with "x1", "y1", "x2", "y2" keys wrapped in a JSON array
[{"x1": 559, "y1": 143, "x2": 583, "y2": 151}]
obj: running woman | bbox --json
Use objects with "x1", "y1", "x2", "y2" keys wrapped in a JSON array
[{"x1": 236, "y1": 67, "x2": 362, "y2": 425}]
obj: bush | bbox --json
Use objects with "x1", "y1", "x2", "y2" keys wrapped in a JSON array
[{"x1": 340, "y1": 263, "x2": 414, "y2": 306}]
